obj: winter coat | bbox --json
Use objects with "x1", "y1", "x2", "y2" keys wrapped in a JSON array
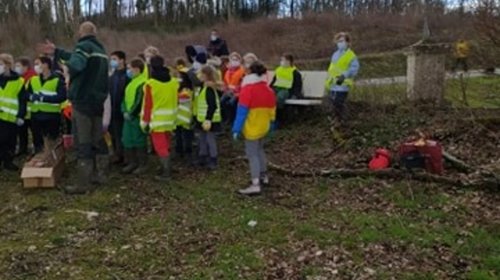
[{"x1": 55, "y1": 35, "x2": 109, "y2": 116}]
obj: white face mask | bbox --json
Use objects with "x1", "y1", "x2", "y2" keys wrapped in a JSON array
[
  {"x1": 210, "y1": 35, "x2": 218, "y2": 41},
  {"x1": 244, "y1": 62, "x2": 251, "y2": 69},
  {"x1": 0, "y1": 65, "x2": 5, "y2": 75},
  {"x1": 337, "y1": 41, "x2": 348, "y2": 50},
  {"x1": 14, "y1": 66, "x2": 24, "y2": 75},
  {"x1": 192, "y1": 61, "x2": 202, "y2": 70},
  {"x1": 34, "y1": 65, "x2": 43, "y2": 75},
  {"x1": 229, "y1": 60, "x2": 240, "y2": 68},
  {"x1": 146, "y1": 57, "x2": 151, "y2": 64},
  {"x1": 280, "y1": 60, "x2": 290, "y2": 67}
]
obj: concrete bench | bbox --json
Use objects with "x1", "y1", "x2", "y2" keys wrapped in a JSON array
[{"x1": 267, "y1": 71, "x2": 327, "y2": 106}]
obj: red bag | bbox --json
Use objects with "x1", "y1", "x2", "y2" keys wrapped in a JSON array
[
  {"x1": 399, "y1": 140, "x2": 443, "y2": 174},
  {"x1": 369, "y1": 148, "x2": 391, "y2": 170}
]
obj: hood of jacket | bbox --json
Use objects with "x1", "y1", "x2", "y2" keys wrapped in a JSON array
[{"x1": 150, "y1": 67, "x2": 171, "y2": 82}]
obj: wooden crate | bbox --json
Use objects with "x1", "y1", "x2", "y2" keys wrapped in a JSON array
[{"x1": 21, "y1": 142, "x2": 65, "y2": 188}]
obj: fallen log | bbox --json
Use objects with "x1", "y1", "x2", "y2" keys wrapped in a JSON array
[
  {"x1": 266, "y1": 162, "x2": 499, "y2": 189},
  {"x1": 443, "y1": 151, "x2": 473, "y2": 173}
]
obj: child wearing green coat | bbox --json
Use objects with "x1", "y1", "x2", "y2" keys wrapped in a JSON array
[{"x1": 121, "y1": 58, "x2": 148, "y2": 174}]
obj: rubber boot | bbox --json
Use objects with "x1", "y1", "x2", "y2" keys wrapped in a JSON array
[
  {"x1": 122, "y1": 149, "x2": 138, "y2": 174},
  {"x1": 92, "y1": 154, "x2": 110, "y2": 185},
  {"x1": 132, "y1": 149, "x2": 149, "y2": 175},
  {"x1": 64, "y1": 159, "x2": 94, "y2": 195},
  {"x1": 155, "y1": 157, "x2": 171, "y2": 182}
]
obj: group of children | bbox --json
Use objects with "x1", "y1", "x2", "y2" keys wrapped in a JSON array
[{"x1": 0, "y1": 44, "x2": 306, "y2": 195}]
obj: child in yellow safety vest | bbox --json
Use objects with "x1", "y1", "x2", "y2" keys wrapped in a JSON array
[
  {"x1": 0, "y1": 53, "x2": 27, "y2": 171},
  {"x1": 27, "y1": 56, "x2": 67, "y2": 154},
  {"x1": 121, "y1": 58, "x2": 148, "y2": 175},
  {"x1": 194, "y1": 65, "x2": 222, "y2": 170},
  {"x1": 140, "y1": 55, "x2": 179, "y2": 181},
  {"x1": 174, "y1": 58, "x2": 195, "y2": 162},
  {"x1": 270, "y1": 53, "x2": 302, "y2": 125}
]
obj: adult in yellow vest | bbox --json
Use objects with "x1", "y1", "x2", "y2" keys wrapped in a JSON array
[
  {"x1": 174, "y1": 58, "x2": 195, "y2": 161},
  {"x1": 27, "y1": 56, "x2": 67, "y2": 154},
  {"x1": 325, "y1": 32, "x2": 360, "y2": 125},
  {"x1": 121, "y1": 58, "x2": 148, "y2": 175},
  {"x1": 193, "y1": 65, "x2": 222, "y2": 170},
  {"x1": 0, "y1": 53, "x2": 27, "y2": 171},
  {"x1": 140, "y1": 56, "x2": 179, "y2": 181},
  {"x1": 271, "y1": 53, "x2": 303, "y2": 125}
]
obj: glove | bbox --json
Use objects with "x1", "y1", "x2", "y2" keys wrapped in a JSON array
[
  {"x1": 202, "y1": 120, "x2": 212, "y2": 131},
  {"x1": 123, "y1": 112, "x2": 131, "y2": 121},
  {"x1": 232, "y1": 133, "x2": 239, "y2": 141},
  {"x1": 29, "y1": 94, "x2": 41, "y2": 102},
  {"x1": 336, "y1": 75, "x2": 345, "y2": 86},
  {"x1": 16, "y1": 118, "x2": 25, "y2": 127}
]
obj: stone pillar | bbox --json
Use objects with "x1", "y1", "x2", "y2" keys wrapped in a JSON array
[{"x1": 406, "y1": 43, "x2": 449, "y2": 103}]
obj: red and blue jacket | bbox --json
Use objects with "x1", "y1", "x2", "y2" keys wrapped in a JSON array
[{"x1": 232, "y1": 74, "x2": 276, "y2": 140}]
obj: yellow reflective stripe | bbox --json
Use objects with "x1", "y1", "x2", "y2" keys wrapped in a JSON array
[
  {"x1": 154, "y1": 109, "x2": 176, "y2": 116},
  {"x1": 0, "y1": 106, "x2": 18, "y2": 115},
  {"x1": 39, "y1": 89, "x2": 57, "y2": 96},
  {"x1": 0, "y1": 97, "x2": 18, "y2": 105},
  {"x1": 176, "y1": 115, "x2": 191, "y2": 123},
  {"x1": 33, "y1": 101, "x2": 61, "y2": 107},
  {"x1": 178, "y1": 105, "x2": 191, "y2": 113},
  {"x1": 150, "y1": 121, "x2": 175, "y2": 128}
]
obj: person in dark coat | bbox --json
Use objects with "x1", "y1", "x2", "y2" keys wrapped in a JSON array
[
  {"x1": 207, "y1": 29, "x2": 229, "y2": 58},
  {"x1": 108, "y1": 50, "x2": 130, "y2": 164},
  {"x1": 39, "y1": 21, "x2": 109, "y2": 194}
]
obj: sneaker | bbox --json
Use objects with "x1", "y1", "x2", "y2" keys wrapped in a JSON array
[{"x1": 238, "y1": 184, "x2": 262, "y2": 196}]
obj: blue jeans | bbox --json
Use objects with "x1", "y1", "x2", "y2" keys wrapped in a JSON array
[{"x1": 329, "y1": 91, "x2": 349, "y2": 122}]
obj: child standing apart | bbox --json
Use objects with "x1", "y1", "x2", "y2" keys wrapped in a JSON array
[
  {"x1": 140, "y1": 56, "x2": 179, "y2": 181},
  {"x1": 195, "y1": 65, "x2": 222, "y2": 170},
  {"x1": 232, "y1": 62, "x2": 276, "y2": 195}
]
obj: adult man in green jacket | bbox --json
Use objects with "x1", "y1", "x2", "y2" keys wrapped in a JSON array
[{"x1": 39, "y1": 22, "x2": 109, "y2": 194}]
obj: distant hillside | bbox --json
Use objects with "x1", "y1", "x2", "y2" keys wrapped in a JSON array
[{"x1": 1, "y1": 12, "x2": 498, "y2": 71}]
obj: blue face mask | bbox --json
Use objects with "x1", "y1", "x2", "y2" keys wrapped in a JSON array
[
  {"x1": 126, "y1": 69, "x2": 134, "y2": 79},
  {"x1": 110, "y1": 59, "x2": 119, "y2": 69},
  {"x1": 337, "y1": 41, "x2": 348, "y2": 51}
]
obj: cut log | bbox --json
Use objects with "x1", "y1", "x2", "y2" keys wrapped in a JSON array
[
  {"x1": 443, "y1": 151, "x2": 472, "y2": 173},
  {"x1": 266, "y1": 162, "x2": 499, "y2": 189}
]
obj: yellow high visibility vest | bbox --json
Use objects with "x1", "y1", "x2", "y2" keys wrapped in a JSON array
[
  {"x1": 326, "y1": 49, "x2": 357, "y2": 89},
  {"x1": 177, "y1": 88, "x2": 193, "y2": 129},
  {"x1": 30, "y1": 76, "x2": 63, "y2": 114},
  {"x1": 0, "y1": 77, "x2": 24, "y2": 123},
  {"x1": 124, "y1": 75, "x2": 146, "y2": 112},
  {"x1": 274, "y1": 66, "x2": 296, "y2": 89},
  {"x1": 196, "y1": 87, "x2": 221, "y2": 123},
  {"x1": 140, "y1": 78, "x2": 179, "y2": 132}
]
